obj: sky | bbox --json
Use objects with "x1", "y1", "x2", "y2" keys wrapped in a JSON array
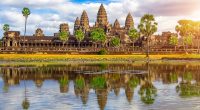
[{"x1": 1, "y1": 0, "x2": 200, "y2": 37}]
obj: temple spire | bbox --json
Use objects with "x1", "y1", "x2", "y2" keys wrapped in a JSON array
[
  {"x1": 96, "y1": 4, "x2": 108, "y2": 27},
  {"x1": 125, "y1": 12, "x2": 134, "y2": 30},
  {"x1": 80, "y1": 10, "x2": 89, "y2": 32},
  {"x1": 113, "y1": 19, "x2": 120, "y2": 29}
]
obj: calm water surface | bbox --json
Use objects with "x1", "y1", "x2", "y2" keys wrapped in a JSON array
[{"x1": 0, "y1": 62, "x2": 200, "y2": 110}]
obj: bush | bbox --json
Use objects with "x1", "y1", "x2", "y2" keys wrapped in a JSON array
[{"x1": 98, "y1": 49, "x2": 107, "y2": 55}]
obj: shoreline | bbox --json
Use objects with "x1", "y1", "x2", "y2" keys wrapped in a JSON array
[{"x1": 0, "y1": 54, "x2": 200, "y2": 63}]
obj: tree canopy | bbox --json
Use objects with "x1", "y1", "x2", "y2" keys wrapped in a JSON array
[
  {"x1": 3, "y1": 24, "x2": 10, "y2": 32},
  {"x1": 110, "y1": 37, "x2": 120, "y2": 47},
  {"x1": 75, "y1": 29, "x2": 85, "y2": 42},
  {"x1": 90, "y1": 28, "x2": 106, "y2": 43},
  {"x1": 169, "y1": 35, "x2": 178, "y2": 46},
  {"x1": 138, "y1": 14, "x2": 158, "y2": 37},
  {"x1": 22, "y1": 7, "x2": 31, "y2": 18},
  {"x1": 128, "y1": 28, "x2": 140, "y2": 41},
  {"x1": 59, "y1": 31, "x2": 69, "y2": 43}
]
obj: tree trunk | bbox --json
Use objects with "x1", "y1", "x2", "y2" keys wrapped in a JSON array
[
  {"x1": 146, "y1": 36, "x2": 150, "y2": 58},
  {"x1": 24, "y1": 17, "x2": 27, "y2": 53}
]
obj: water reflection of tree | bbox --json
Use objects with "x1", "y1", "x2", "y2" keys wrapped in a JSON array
[
  {"x1": 125, "y1": 76, "x2": 140, "y2": 103},
  {"x1": 176, "y1": 72, "x2": 200, "y2": 97},
  {"x1": 74, "y1": 75, "x2": 89, "y2": 104},
  {"x1": 59, "y1": 75, "x2": 69, "y2": 93},
  {"x1": 139, "y1": 62, "x2": 157, "y2": 104},
  {"x1": 22, "y1": 69, "x2": 30, "y2": 110},
  {"x1": 91, "y1": 76, "x2": 108, "y2": 110}
]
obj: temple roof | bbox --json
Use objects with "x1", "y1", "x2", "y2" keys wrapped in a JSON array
[
  {"x1": 96, "y1": 4, "x2": 108, "y2": 26},
  {"x1": 80, "y1": 10, "x2": 89, "y2": 28},
  {"x1": 113, "y1": 19, "x2": 120, "y2": 29},
  {"x1": 75, "y1": 17, "x2": 80, "y2": 25},
  {"x1": 125, "y1": 13, "x2": 134, "y2": 29}
]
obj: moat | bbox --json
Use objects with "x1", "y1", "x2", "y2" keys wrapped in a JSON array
[{"x1": 0, "y1": 62, "x2": 200, "y2": 110}]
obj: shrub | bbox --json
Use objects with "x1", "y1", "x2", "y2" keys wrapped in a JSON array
[{"x1": 98, "y1": 49, "x2": 107, "y2": 55}]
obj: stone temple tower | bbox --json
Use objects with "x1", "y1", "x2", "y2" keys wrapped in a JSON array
[
  {"x1": 95, "y1": 4, "x2": 109, "y2": 28},
  {"x1": 60, "y1": 23, "x2": 69, "y2": 32},
  {"x1": 74, "y1": 17, "x2": 80, "y2": 34},
  {"x1": 125, "y1": 13, "x2": 134, "y2": 30},
  {"x1": 80, "y1": 10, "x2": 90, "y2": 33},
  {"x1": 113, "y1": 19, "x2": 120, "y2": 29}
]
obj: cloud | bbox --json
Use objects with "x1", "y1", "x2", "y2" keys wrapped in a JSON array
[
  {"x1": 0, "y1": 0, "x2": 200, "y2": 37},
  {"x1": 136, "y1": 0, "x2": 200, "y2": 16}
]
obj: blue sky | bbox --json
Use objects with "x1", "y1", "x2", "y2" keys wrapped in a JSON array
[{"x1": 1, "y1": 0, "x2": 200, "y2": 37}]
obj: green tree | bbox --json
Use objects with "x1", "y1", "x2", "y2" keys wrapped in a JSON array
[
  {"x1": 75, "y1": 29, "x2": 84, "y2": 48},
  {"x1": 3, "y1": 24, "x2": 10, "y2": 32},
  {"x1": 59, "y1": 31, "x2": 69, "y2": 47},
  {"x1": 176, "y1": 20, "x2": 194, "y2": 53},
  {"x1": 138, "y1": 14, "x2": 158, "y2": 58},
  {"x1": 169, "y1": 35, "x2": 178, "y2": 50},
  {"x1": 183, "y1": 35, "x2": 193, "y2": 53},
  {"x1": 128, "y1": 28, "x2": 140, "y2": 50},
  {"x1": 90, "y1": 28, "x2": 106, "y2": 48},
  {"x1": 110, "y1": 37, "x2": 120, "y2": 47},
  {"x1": 22, "y1": 7, "x2": 31, "y2": 46}
]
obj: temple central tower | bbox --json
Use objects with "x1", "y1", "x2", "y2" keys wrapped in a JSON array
[{"x1": 95, "y1": 4, "x2": 109, "y2": 28}]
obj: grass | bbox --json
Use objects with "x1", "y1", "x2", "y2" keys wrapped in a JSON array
[{"x1": 0, "y1": 54, "x2": 200, "y2": 62}]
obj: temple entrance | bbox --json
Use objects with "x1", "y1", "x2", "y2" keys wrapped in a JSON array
[{"x1": 10, "y1": 41, "x2": 13, "y2": 47}]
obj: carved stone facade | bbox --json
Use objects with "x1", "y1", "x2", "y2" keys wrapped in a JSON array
[
  {"x1": 1, "y1": 4, "x2": 144, "y2": 50},
  {"x1": 34, "y1": 28, "x2": 44, "y2": 37}
]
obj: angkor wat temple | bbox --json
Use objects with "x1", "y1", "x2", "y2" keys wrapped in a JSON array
[
  {"x1": 2, "y1": 4, "x2": 197, "y2": 54},
  {"x1": 0, "y1": 4, "x2": 143, "y2": 53}
]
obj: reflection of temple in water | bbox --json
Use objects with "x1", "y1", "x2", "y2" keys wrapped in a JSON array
[{"x1": 1, "y1": 63, "x2": 200, "y2": 107}]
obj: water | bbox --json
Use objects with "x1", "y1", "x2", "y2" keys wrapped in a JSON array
[{"x1": 0, "y1": 62, "x2": 200, "y2": 110}]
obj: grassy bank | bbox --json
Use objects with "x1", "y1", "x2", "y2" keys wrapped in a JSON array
[{"x1": 0, "y1": 54, "x2": 200, "y2": 62}]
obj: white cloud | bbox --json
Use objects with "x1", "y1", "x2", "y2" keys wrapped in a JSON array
[{"x1": 0, "y1": 0, "x2": 200, "y2": 37}]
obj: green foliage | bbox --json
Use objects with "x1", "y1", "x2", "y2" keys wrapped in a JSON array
[
  {"x1": 138, "y1": 14, "x2": 158, "y2": 37},
  {"x1": 3, "y1": 24, "x2": 9, "y2": 32},
  {"x1": 128, "y1": 77, "x2": 140, "y2": 88},
  {"x1": 176, "y1": 83, "x2": 200, "y2": 97},
  {"x1": 176, "y1": 20, "x2": 194, "y2": 37},
  {"x1": 98, "y1": 49, "x2": 107, "y2": 55},
  {"x1": 169, "y1": 73, "x2": 178, "y2": 83},
  {"x1": 183, "y1": 35, "x2": 193, "y2": 45},
  {"x1": 139, "y1": 82, "x2": 157, "y2": 104},
  {"x1": 169, "y1": 35, "x2": 178, "y2": 46},
  {"x1": 90, "y1": 28, "x2": 106, "y2": 43},
  {"x1": 59, "y1": 77, "x2": 69, "y2": 87},
  {"x1": 22, "y1": 7, "x2": 31, "y2": 17},
  {"x1": 59, "y1": 31, "x2": 69, "y2": 42},
  {"x1": 110, "y1": 37, "x2": 120, "y2": 47},
  {"x1": 75, "y1": 76, "x2": 85, "y2": 89},
  {"x1": 75, "y1": 29, "x2": 85, "y2": 42},
  {"x1": 22, "y1": 99, "x2": 30, "y2": 110},
  {"x1": 91, "y1": 76, "x2": 106, "y2": 89},
  {"x1": 183, "y1": 72, "x2": 193, "y2": 82},
  {"x1": 128, "y1": 28, "x2": 140, "y2": 41}
]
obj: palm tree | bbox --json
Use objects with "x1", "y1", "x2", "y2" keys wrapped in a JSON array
[
  {"x1": 75, "y1": 29, "x2": 85, "y2": 48},
  {"x1": 3, "y1": 24, "x2": 10, "y2": 32},
  {"x1": 128, "y1": 28, "x2": 140, "y2": 51},
  {"x1": 22, "y1": 7, "x2": 31, "y2": 48},
  {"x1": 138, "y1": 14, "x2": 157, "y2": 59}
]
